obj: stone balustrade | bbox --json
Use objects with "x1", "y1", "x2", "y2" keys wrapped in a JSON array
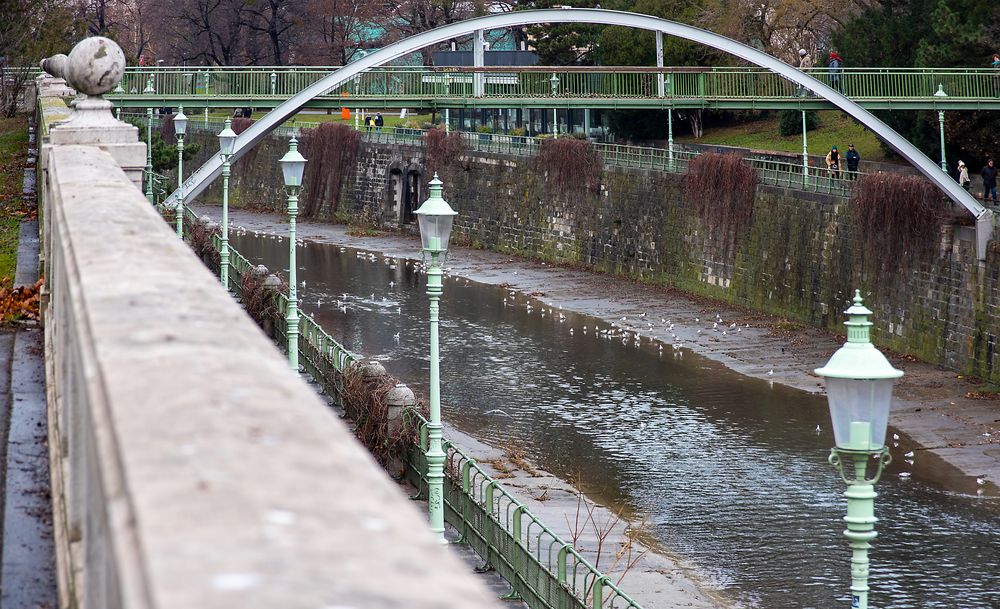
[{"x1": 37, "y1": 38, "x2": 497, "y2": 609}]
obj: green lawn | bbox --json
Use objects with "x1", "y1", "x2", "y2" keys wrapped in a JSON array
[
  {"x1": 677, "y1": 111, "x2": 889, "y2": 161},
  {"x1": 0, "y1": 117, "x2": 27, "y2": 288}
]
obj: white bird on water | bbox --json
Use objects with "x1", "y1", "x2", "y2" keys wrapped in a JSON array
[
  {"x1": 484, "y1": 409, "x2": 513, "y2": 417},
  {"x1": 389, "y1": 280, "x2": 395, "y2": 287},
  {"x1": 815, "y1": 425, "x2": 821, "y2": 433},
  {"x1": 393, "y1": 332, "x2": 400, "y2": 342},
  {"x1": 904, "y1": 451, "x2": 915, "y2": 458},
  {"x1": 767, "y1": 369, "x2": 774, "y2": 376},
  {"x1": 977, "y1": 477, "x2": 987, "y2": 486}
]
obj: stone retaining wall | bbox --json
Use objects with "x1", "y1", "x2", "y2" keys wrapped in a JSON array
[{"x1": 183, "y1": 128, "x2": 1000, "y2": 383}]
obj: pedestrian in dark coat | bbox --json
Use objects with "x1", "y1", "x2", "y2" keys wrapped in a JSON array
[
  {"x1": 982, "y1": 159, "x2": 998, "y2": 202},
  {"x1": 845, "y1": 144, "x2": 860, "y2": 180}
]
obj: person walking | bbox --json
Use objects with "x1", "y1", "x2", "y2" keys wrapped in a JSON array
[
  {"x1": 982, "y1": 159, "x2": 997, "y2": 202},
  {"x1": 993, "y1": 55, "x2": 1000, "y2": 96},
  {"x1": 825, "y1": 145, "x2": 841, "y2": 179},
  {"x1": 958, "y1": 160, "x2": 971, "y2": 191},
  {"x1": 364, "y1": 115, "x2": 374, "y2": 134},
  {"x1": 374, "y1": 112, "x2": 384, "y2": 133},
  {"x1": 845, "y1": 143, "x2": 860, "y2": 180},
  {"x1": 828, "y1": 50, "x2": 844, "y2": 92},
  {"x1": 797, "y1": 48, "x2": 814, "y2": 97}
]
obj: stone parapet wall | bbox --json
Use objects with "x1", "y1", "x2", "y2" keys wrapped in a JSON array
[
  {"x1": 38, "y1": 89, "x2": 497, "y2": 609},
  {"x1": 183, "y1": 129, "x2": 1000, "y2": 382}
]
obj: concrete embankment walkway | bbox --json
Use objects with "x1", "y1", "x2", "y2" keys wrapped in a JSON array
[
  {"x1": 192, "y1": 204, "x2": 1000, "y2": 498},
  {"x1": 0, "y1": 116, "x2": 56, "y2": 609}
]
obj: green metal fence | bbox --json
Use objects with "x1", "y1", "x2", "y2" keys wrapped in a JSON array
[
  {"x1": 405, "y1": 411, "x2": 642, "y2": 609},
  {"x1": 114, "y1": 65, "x2": 1000, "y2": 104},
  {"x1": 183, "y1": 207, "x2": 647, "y2": 609}
]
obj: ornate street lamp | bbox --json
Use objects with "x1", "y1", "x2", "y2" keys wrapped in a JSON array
[
  {"x1": 143, "y1": 72, "x2": 156, "y2": 202},
  {"x1": 217, "y1": 118, "x2": 237, "y2": 289},
  {"x1": 934, "y1": 84, "x2": 948, "y2": 172},
  {"x1": 414, "y1": 173, "x2": 457, "y2": 543},
  {"x1": 173, "y1": 106, "x2": 188, "y2": 238},
  {"x1": 815, "y1": 290, "x2": 903, "y2": 609},
  {"x1": 549, "y1": 73, "x2": 560, "y2": 137},
  {"x1": 278, "y1": 137, "x2": 307, "y2": 370}
]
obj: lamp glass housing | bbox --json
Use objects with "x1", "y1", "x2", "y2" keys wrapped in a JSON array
[
  {"x1": 417, "y1": 214, "x2": 454, "y2": 253},
  {"x1": 218, "y1": 121, "x2": 237, "y2": 156},
  {"x1": 824, "y1": 377, "x2": 894, "y2": 452},
  {"x1": 173, "y1": 110, "x2": 188, "y2": 137},
  {"x1": 279, "y1": 139, "x2": 307, "y2": 187}
]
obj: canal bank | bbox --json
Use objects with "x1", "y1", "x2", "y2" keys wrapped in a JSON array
[{"x1": 191, "y1": 203, "x2": 999, "y2": 497}]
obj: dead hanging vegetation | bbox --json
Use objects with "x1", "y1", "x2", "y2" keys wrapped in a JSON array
[
  {"x1": 159, "y1": 113, "x2": 176, "y2": 144},
  {"x1": 231, "y1": 117, "x2": 254, "y2": 135},
  {"x1": 298, "y1": 123, "x2": 360, "y2": 218},
  {"x1": 185, "y1": 219, "x2": 220, "y2": 270},
  {"x1": 341, "y1": 365, "x2": 420, "y2": 470},
  {"x1": 685, "y1": 152, "x2": 758, "y2": 257},
  {"x1": 240, "y1": 270, "x2": 285, "y2": 329},
  {"x1": 850, "y1": 173, "x2": 944, "y2": 267},
  {"x1": 423, "y1": 127, "x2": 468, "y2": 178},
  {"x1": 536, "y1": 138, "x2": 602, "y2": 195}
]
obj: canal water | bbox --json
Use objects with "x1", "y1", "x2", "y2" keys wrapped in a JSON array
[{"x1": 232, "y1": 231, "x2": 1000, "y2": 609}]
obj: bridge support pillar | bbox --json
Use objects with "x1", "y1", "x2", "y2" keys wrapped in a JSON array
[
  {"x1": 473, "y1": 29, "x2": 485, "y2": 97},
  {"x1": 977, "y1": 210, "x2": 994, "y2": 262},
  {"x1": 802, "y1": 110, "x2": 809, "y2": 188},
  {"x1": 656, "y1": 31, "x2": 665, "y2": 98}
]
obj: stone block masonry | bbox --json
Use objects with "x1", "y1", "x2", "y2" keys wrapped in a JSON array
[{"x1": 184, "y1": 128, "x2": 1000, "y2": 384}]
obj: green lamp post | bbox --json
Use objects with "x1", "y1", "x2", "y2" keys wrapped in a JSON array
[
  {"x1": 815, "y1": 290, "x2": 903, "y2": 609},
  {"x1": 144, "y1": 77, "x2": 155, "y2": 202},
  {"x1": 414, "y1": 173, "x2": 457, "y2": 543},
  {"x1": 278, "y1": 137, "x2": 307, "y2": 371},
  {"x1": 217, "y1": 118, "x2": 237, "y2": 290},
  {"x1": 934, "y1": 84, "x2": 948, "y2": 173},
  {"x1": 173, "y1": 106, "x2": 188, "y2": 238}
]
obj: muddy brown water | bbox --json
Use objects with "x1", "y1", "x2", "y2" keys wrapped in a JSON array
[{"x1": 232, "y1": 231, "x2": 1000, "y2": 609}]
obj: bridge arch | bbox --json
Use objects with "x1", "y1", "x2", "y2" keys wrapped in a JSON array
[{"x1": 170, "y1": 8, "x2": 993, "y2": 259}]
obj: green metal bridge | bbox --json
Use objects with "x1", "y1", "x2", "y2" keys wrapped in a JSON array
[{"x1": 109, "y1": 66, "x2": 1000, "y2": 111}]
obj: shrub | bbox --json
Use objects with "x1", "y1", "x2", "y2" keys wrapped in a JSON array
[
  {"x1": 536, "y1": 137, "x2": 602, "y2": 195},
  {"x1": 779, "y1": 109, "x2": 817, "y2": 136},
  {"x1": 849, "y1": 173, "x2": 943, "y2": 269},
  {"x1": 423, "y1": 127, "x2": 467, "y2": 178},
  {"x1": 298, "y1": 122, "x2": 360, "y2": 218},
  {"x1": 684, "y1": 152, "x2": 758, "y2": 257}
]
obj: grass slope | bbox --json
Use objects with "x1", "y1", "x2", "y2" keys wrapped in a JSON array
[
  {"x1": 678, "y1": 111, "x2": 888, "y2": 162},
  {"x1": 0, "y1": 117, "x2": 27, "y2": 289}
]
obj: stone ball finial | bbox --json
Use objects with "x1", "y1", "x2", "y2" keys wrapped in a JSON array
[
  {"x1": 39, "y1": 54, "x2": 68, "y2": 80},
  {"x1": 42, "y1": 37, "x2": 125, "y2": 96}
]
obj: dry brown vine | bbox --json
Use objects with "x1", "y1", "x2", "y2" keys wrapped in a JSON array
[
  {"x1": 185, "y1": 219, "x2": 220, "y2": 270},
  {"x1": 536, "y1": 138, "x2": 602, "y2": 195},
  {"x1": 423, "y1": 127, "x2": 467, "y2": 180},
  {"x1": 341, "y1": 365, "x2": 420, "y2": 470},
  {"x1": 685, "y1": 152, "x2": 758, "y2": 257},
  {"x1": 298, "y1": 123, "x2": 360, "y2": 218},
  {"x1": 849, "y1": 172, "x2": 943, "y2": 270},
  {"x1": 240, "y1": 270, "x2": 285, "y2": 329}
]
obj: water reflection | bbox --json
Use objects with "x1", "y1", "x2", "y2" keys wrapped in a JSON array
[{"x1": 232, "y1": 231, "x2": 1000, "y2": 609}]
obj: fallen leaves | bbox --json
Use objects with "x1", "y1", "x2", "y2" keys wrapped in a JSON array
[{"x1": 0, "y1": 277, "x2": 42, "y2": 322}]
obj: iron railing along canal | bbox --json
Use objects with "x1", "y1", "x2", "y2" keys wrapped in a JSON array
[{"x1": 183, "y1": 206, "x2": 646, "y2": 609}]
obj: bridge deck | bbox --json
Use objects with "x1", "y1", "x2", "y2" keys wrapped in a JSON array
[{"x1": 108, "y1": 66, "x2": 1000, "y2": 111}]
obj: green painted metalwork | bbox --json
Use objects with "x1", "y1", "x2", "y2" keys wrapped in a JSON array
[
  {"x1": 404, "y1": 410, "x2": 643, "y2": 609},
  {"x1": 110, "y1": 66, "x2": 1000, "y2": 110}
]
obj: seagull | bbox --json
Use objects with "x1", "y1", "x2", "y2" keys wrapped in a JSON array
[
  {"x1": 905, "y1": 458, "x2": 914, "y2": 465},
  {"x1": 484, "y1": 408, "x2": 513, "y2": 417},
  {"x1": 767, "y1": 369, "x2": 774, "y2": 376},
  {"x1": 893, "y1": 433, "x2": 900, "y2": 440},
  {"x1": 393, "y1": 332, "x2": 400, "y2": 342},
  {"x1": 301, "y1": 280, "x2": 306, "y2": 287},
  {"x1": 389, "y1": 280, "x2": 395, "y2": 287},
  {"x1": 815, "y1": 425, "x2": 821, "y2": 433},
  {"x1": 904, "y1": 451, "x2": 915, "y2": 458},
  {"x1": 695, "y1": 317, "x2": 700, "y2": 322},
  {"x1": 898, "y1": 472, "x2": 912, "y2": 478},
  {"x1": 977, "y1": 477, "x2": 987, "y2": 486}
]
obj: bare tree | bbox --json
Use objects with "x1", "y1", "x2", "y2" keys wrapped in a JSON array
[
  {"x1": 153, "y1": 0, "x2": 252, "y2": 65},
  {"x1": 244, "y1": 0, "x2": 299, "y2": 65},
  {"x1": 297, "y1": 0, "x2": 379, "y2": 65}
]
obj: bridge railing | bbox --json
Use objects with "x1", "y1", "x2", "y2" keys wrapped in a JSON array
[{"x1": 115, "y1": 66, "x2": 1000, "y2": 101}]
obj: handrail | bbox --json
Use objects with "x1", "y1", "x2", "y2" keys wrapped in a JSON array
[{"x1": 111, "y1": 65, "x2": 1000, "y2": 102}]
